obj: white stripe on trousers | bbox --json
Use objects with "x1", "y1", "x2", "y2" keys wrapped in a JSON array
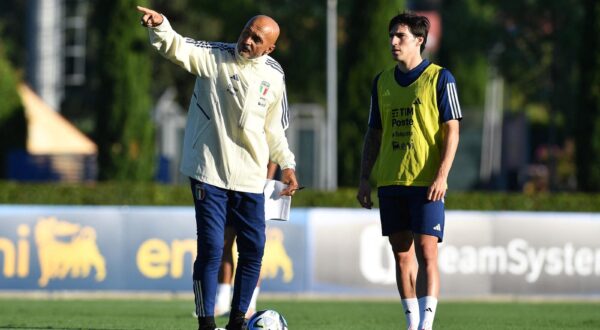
[{"x1": 193, "y1": 280, "x2": 204, "y2": 317}]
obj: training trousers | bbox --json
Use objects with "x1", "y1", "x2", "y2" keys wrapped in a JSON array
[{"x1": 190, "y1": 178, "x2": 265, "y2": 317}]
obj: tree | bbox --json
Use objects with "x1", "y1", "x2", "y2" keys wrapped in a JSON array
[
  {"x1": 576, "y1": 0, "x2": 600, "y2": 191},
  {"x1": 338, "y1": 0, "x2": 406, "y2": 186},
  {"x1": 0, "y1": 0, "x2": 27, "y2": 68},
  {"x1": 438, "y1": 0, "x2": 588, "y2": 191},
  {"x1": 0, "y1": 44, "x2": 26, "y2": 178},
  {"x1": 94, "y1": 0, "x2": 155, "y2": 181},
  {"x1": 150, "y1": 0, "x2": 327, "y2": 105},
  {"x1": 438, "y1": 0, "x2": 497, "y2": 109}
]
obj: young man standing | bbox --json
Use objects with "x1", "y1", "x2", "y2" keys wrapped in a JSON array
[{"x1": 356, "y1": 12, "x2": 461, "y2": 330}]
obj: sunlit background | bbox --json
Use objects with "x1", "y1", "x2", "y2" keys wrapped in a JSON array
[
  {"x1": 0, "y1": 1, "x2": 599, "y2": 328},
  {"x1": 1, "y1": 0, "x2": 597, "y2": 191}
]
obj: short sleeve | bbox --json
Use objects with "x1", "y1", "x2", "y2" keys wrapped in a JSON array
[
  {"x1": 368, "y1": 73, "x2": 383, "y2": 129},
  {"x1": 437, "y1": 69, "x2": 463, "y2": 122}
]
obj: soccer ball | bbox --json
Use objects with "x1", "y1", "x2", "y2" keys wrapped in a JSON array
[{"x1": 246, "y1": 310, "x2": 288, "y2": 330}]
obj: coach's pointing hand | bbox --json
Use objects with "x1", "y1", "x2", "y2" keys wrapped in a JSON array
[{"x1": 137, "y1": 6, "x2": 163, "y2": 27}]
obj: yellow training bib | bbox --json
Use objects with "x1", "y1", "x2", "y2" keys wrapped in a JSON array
[{"x1": 375, "y1": 64, "x2": 443, "y2": 187}]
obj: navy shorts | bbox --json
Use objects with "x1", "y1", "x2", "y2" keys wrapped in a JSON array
[{"x1": 378, "y1": 186, "x2": 445, "y2": 242}]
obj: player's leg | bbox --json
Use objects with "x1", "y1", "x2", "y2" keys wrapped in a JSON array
[
  {"x1": 379, "y1": 195, "x2": 419, "y2": 330},
  {"x1": 226, "y1": 190, "x2": 266, "y2": 330},
  {"x1": 246, "y1": 270, "x2": 262, "y2": 318},
  {"x1": 414, "y1": 234, "x2": 439, "y2": 330},
  {"x1": 389, "y1": 231, "x2": 419, "y2": 330},
  {"x1": 215, "y1": 225, "x2": 237, "y2": 316},
  {"x1": 245, "y1": 224, "x2": 273, "y2": 318},
  {"x1": 190, "y1": 179, "x2": 228, "y2": 330},
  {"x1": 410, "y1": 187, "x2": 444, "y2": 330}
]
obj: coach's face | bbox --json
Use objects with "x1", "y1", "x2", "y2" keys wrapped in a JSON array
[
  {"x1": 237, "y1": 15, "x2": 280, "y2": 59},
  {"x1": 389, "y1": 23, "x2": 422, "y2": 63}
]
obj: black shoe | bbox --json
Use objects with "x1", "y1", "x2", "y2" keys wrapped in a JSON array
[
  {"x1": 198, "y1": 316, "x2": 217, "y2": 330},
  {"x1": 225, "y1": 310, "x2": 246, "y2": 330}
]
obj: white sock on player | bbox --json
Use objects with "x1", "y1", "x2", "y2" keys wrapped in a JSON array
[
  {"x1": 418, "y1": 296, "x2": 438, "y2": 330},
  {"x1": 248, "y1": 287, "x2": 260, "y2": 315},
  {"x1": 401, "y1": 298, "x2": 420, "y2": 330},
  {"x1": 215, "y1": 283, "x2": 232, "y2": 316}
]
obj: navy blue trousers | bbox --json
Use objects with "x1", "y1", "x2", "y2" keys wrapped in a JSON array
[{"x1": 190, "y1": 178, "x2": 265, "y2": 317}]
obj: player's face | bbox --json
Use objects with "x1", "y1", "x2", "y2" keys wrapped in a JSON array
[
  {"x1": 237, "y1": 20, "x2": 276, "y2": 59},
  {"x1": 389, "y1": 24, "x2": 422, "y2": 62}
]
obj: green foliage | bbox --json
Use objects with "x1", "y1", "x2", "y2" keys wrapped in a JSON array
[
  {"x1": 493, "y1": 0, "x2": 583, "y2": 106},
  {"x1": 0, "y1": 0, "x2": 26, "y2": 68},
  {"x1": 490, "y1": 0, "x2": 584, "y2": 151},
  {"x1": 2, "y1": 181, "x2": 600, "y2": 211},
  {"x1": 0, "y1": 181, "x2": 190, "y2": 206},
  {"x1": 94, "y1": 0, "x2": 155, "y2": 181},
  {"x1": 575, "y1": 0, "x2": 600, "y2": 191},
  {"x1": 444, "y1": 55, "x2": 488, "y2": 108},
  {"x1": 438, "y1": 0, "x2": 496, "y2": 108},
  {"x1": 150, "y1": 0, "x2": 327, "y2": 105},
  {"x1": 0, "y1": 45, "x2": 26, "y2": 178},
  {"x1": 439, "y1": 0, "x2": 589, "y2": 190},
  {"x1": 1, "y1": 0, "x2": 598, "y2": 190},
  {"x1": 338, "y1": 0, "x2": 406, "y2": 186}
]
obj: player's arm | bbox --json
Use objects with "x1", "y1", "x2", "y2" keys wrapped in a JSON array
[
  {"x1": 428, "y1": 69, "x2": 463, "y2": 201},
  {"x1": 265, "y1": 79, "x2": 294, "y2": 172},
  {"x1": 357, "y1": 74, "x2": 382, "y2": 209},
  {"x1": 357, "y1": 127, "x2": 382, "y2": 209},
  {"x1": 264, "y1": 79, "x2": 298, "y2": 195},
  {"x1": 137, "y1": 6, "x2": 216, "y2": 77},
  {"x1": 429, "y1": 120, "x2": 459, "y2": 201}
]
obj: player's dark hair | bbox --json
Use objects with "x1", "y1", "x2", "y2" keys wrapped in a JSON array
[{"x1": 388, "y1": 12, "x2": 430, "y2": 53}]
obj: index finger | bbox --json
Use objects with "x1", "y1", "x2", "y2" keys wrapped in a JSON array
[{"x1": 136, "y1": 5, "x2": 152, "y2": 14}]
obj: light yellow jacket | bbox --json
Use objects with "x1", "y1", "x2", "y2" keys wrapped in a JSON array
[{"x1": 148, "y1": 17, "x2": 296, "y2": 193}]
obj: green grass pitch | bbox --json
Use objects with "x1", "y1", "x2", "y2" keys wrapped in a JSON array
[{"x1": 0, "y1": 297, "x2": 599, "y2": 329}]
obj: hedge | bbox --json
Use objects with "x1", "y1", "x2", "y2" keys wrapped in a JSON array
[{"x1": 1, "y1": 181, "x2": 599, "y2": 212}]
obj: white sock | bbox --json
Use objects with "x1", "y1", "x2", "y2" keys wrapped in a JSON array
[
  {"x1": 215, "y1": 283, "x2": 232, "y2": 312},
  {"x1": 418, "y1": 296, "x2": 438, "y2": 330},
  {"x1": 401, "y1": 298, "x2": 420, "y2": 330},
  {"x1": 248, "y1": 287, "x2": 260, "y2": 312}
]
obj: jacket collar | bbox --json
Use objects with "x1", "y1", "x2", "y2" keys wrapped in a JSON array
[{"x1": 235, "y1": 44, "x2": 267, "y2": 67}]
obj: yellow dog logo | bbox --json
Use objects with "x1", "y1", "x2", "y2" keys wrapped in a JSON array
[
  {"x1": 231, "y1": 227, "x2": 294, "y2": 282},
  {"x1": 261, "y1": 227, "x2": 293, "y2": 282},
  {"x1": 35, "y1": 217, "x2": 106, "y2": 287}
]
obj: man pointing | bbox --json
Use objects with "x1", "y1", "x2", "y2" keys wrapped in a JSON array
[{"x1": 138, "y1": 6, "x2": 298, "y2": 330}]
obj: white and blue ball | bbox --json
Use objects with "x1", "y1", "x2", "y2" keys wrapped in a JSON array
[{"x1": 246, "y1": 309, "x2": 288, "y2": 330}]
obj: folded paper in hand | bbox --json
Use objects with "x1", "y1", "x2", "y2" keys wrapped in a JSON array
[{"x1": 264, "y1": 179, "x2": 291, "y2": 221}]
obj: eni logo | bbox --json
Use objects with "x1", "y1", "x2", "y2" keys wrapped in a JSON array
[
  {"x1": 0, "y1": 224, "x2": 30, "y2": 278},
  {"x1": 35, "y1": 217, "x2": 106, "y2": 287},
  {"x1": 136, "y1": 227, "x2": 294, "y2": 282}
]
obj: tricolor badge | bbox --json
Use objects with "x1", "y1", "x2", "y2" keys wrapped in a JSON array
[{"x1": 260, "y1": 81, "x2": 270, "y2": 96}]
